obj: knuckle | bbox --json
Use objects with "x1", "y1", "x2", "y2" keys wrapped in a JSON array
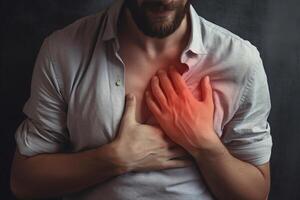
[
  {"x1": 160, "y1": 99, "x2": 168, "y2": 108},
  {"x1": 161, "y1": 161, "x2": 172, "y2": 168},
  {"x1": 180, "y1": 88, "x2": 189, "y2": 96}
]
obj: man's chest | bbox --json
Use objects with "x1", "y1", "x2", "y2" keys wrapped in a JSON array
[
  {"x1": 66, "y1": 50, "x2": 239, "y2": 152},
  {"x1": 119, "y1": 44, "x2": 189, "y2": 124},
  {"x1": 123, "y1": 60, "x2": 156, "y2": 125},
  {"x1": 123, "y1": 58, "x2": 186, "y2": 125}
]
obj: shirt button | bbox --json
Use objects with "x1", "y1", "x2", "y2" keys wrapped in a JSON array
[{"x1": 115, "y1": 79, "x2": 121, "y2": 86}]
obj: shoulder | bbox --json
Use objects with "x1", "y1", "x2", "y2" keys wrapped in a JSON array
[
  {"x1": 198, "y1": 16, "x2": 265, "y2": 91},
  {"x1": 45, "y1": 9, "x2": 108, "y2": 58},
  {"x1": 195, "y1": 16, "x2": 269, "y2": 114},
  {"x1": 37, "y1": 9, "x2": 109, "y2": 102},
  {"x1": 199, "y1": 16, "x2": 261, "y2": 68}
]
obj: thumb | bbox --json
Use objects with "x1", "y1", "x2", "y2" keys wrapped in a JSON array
[
  {"x1": 200, "y1": 76, "x2": 213, "y2": 104},
  {"x1": 123, "y1": 93, "x2": 137, "y2": 123}
]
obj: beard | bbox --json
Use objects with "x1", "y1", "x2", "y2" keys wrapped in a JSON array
[{"x1": 124, "y1": 0, "x2": 190, "y2": 38}]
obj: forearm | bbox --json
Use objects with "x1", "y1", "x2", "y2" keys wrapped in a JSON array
[
  {"x1": 11, "y1": 143, "x2": 126, "y2": 199},
  {"x1": 193, "y1": 139, "x2": 269, "y2": 200}
]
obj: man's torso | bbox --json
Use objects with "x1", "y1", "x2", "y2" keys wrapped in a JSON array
[{"x1": 42, "y1": 1, "x2": 261, "y2": 199}]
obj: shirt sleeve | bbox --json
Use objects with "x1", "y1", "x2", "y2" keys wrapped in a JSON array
[
  {"x1": 15, "y1": 37, "x2": 69, "y2": 157},
  {"x1": 221, "y1": 57, "x2": 273, "y2": 166}
]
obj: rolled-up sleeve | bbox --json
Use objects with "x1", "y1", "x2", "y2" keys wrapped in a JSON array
[
  {"x1": 221, "y1": 57, "x2": 273, "y2": 166},
  {"x1": 15, "y1": 37, "x2": 69, "y2": 157}
]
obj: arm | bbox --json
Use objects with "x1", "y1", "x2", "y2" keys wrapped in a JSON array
[
  {"x1": 11, "y1": 93, "x2": 192, "y2": 199},
  {"x1": 195, "y1": 57, "x2": 272, "y2": 200},
  {"x1": 10, "y1": 144, "x2": 125, "y2": 199},
  {"x1": 193, "y1": 136, "x2": 270, "y2": 200},
  {"x1": 146, "y1": 65, "x2": 272, "y2": 200}
]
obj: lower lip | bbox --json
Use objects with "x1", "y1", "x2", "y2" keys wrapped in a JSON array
[{"x1": 149, "y1": 10, "x2": 173, "y2": 17}]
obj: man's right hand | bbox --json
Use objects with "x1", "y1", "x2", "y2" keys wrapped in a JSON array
[
  {"x1": 110, "y1": 93, "x2": 193, "y2": 173},
  {"x1": 10, "y1": 93, "x2": 193, "y2": 199}
]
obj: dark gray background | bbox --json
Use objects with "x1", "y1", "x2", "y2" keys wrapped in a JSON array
[{"x1": 1, "y1": 0, "x2": 300, "y2": 199}]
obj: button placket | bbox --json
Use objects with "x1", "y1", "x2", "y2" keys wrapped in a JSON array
[
  {"x1": 113, "y1": 38, "x2": 125, "y2": 88},
  {"x1": 106, "y1": 39, "x2": 126, "y2": 140}
]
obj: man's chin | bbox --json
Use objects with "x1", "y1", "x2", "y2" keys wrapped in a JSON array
[
  {"x1": 141, "y1": 17, "x2": 182, "y2": 38},
  {"x1": 142, "y1": 27, "x2": 176, "y2": 38}
]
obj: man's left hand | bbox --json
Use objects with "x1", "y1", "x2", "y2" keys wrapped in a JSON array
[{"x1": 145, "y1": 67, "x2": 220, "y2": 156}]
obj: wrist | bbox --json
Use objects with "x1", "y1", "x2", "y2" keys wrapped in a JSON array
[
  {"x1": 95, "y1": 142, "x2": 130, "y2": 175},
  {"x1": 191, "y1": 133, "x2": 227, "y2": 160},
  {"x1": 194, "y1": 142, "x2": 231, "y2": 169}
]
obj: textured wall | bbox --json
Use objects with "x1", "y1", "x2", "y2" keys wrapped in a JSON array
[{"x1": 1, "y1": 0, "x2": 299, "y2": 199}]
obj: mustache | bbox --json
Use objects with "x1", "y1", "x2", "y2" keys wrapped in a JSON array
[{"x1": 141, "y1": 0, "x2": 180, "y2": 11}]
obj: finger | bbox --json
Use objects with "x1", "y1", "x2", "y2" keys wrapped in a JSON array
[
  {"x1": 123, "y1": 93, "x2": 137, "y2": 123},
  {"x1": 151, "y1": 76, "x2": 168, "y2": 109},
  {"x1": 145, "y1": 90, "x2": 162, "y2": 117},
  {"x1": 201, "y1": 76, "x2": 213, "y2": 104},
  {"x1": 157, "y1": 69, "x2": 177, "y2": 103},
  {"x1": 162, "y1": 159, "x2": 194, "y2": 169},
  {"x1": 163, "y1": 148, "x2": 190, "y2": 159},
  {"x1": 168, "y1": 66, "x2": 189, "y2": 96}
]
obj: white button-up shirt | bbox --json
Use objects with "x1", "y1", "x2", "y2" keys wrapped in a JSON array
[{"x1": 15, "y1": 0, "x2": 273, "y2": 199}]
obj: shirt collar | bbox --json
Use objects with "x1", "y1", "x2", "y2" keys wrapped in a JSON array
[{"x1": 102, "y1": 0, "x2": 207, "y2": 55}]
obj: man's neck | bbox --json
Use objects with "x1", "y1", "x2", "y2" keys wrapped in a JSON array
[{"x1": 118, "y1": 7, "x2": 191, "y2": 60}]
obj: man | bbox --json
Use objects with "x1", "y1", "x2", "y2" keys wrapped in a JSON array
[{"x1": 10, "y1": 0, "x2": 272, "y2": 199}]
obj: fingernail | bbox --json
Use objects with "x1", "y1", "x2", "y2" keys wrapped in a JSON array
[
  {"x1": 206, "y1": 76, "x2": 210, "y2": 83},
  {"x1": 127, "y1": 93, "x2": 134, "y2": 100}
]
